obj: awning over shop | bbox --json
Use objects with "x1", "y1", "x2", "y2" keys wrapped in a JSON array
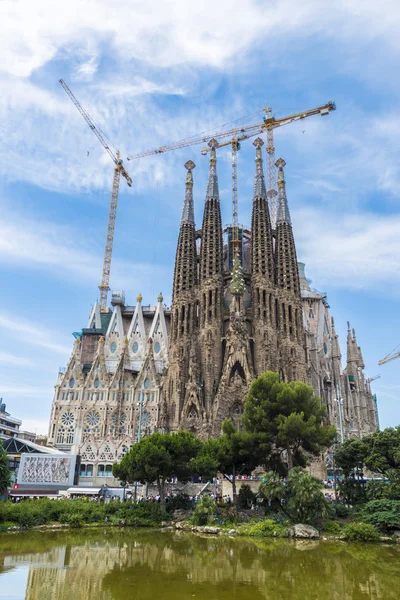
[{"x1": 66, "y1": 487, "x2": 102, "y2": 495}]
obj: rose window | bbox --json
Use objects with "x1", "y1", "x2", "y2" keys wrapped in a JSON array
[
  {"x1": 87, "y1": 412, "x2": 100, "y2": 427},
  {"x1": 61, "y1": 412, "x2": 74, "y2": 426}
]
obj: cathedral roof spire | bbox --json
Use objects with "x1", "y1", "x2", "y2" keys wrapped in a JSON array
[
  {"x1": 331, "y1": 316, "x2": 342, "y2": 361},
  {"x1": 275, "y1": 158, "x2": 300, "y2": 296},
  {"x1": 172, "y1": 162, "x2": 199, "y2": 300},
  {"x1": 250, "y1": 138, "x2": 274, "y2": 281},
  {"x1": 253, "y1": 137, "x2": 267, "y2": 199},
  {"x1": 206, "y1": 139, "x2": 219, "y2": 200},
  {"x1": 181, "y1": 160, "x2": 195, "y2": 224},
  {"x1": 275, "y1": 158, "x2": 292, "y2": 225}
]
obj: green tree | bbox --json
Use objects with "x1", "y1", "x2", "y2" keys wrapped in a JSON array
[
  {"x1": 260, "y1": 467, "x2": 330, "y2": 524},
  {"x1": 0, "y1": 441, "x2": 11, "y2": 497},
  {"x1": 113, "y1": 431, "x2": 203, "y2": 511},
  {"x1": 197, "y1": 419, "x2": 266, "y2": 507},
  {"x1": 335, "y1": 427, "x2": 400, "y2": 503},
  {"x1": 243, "y1": 371, "x2": 336, "y2": 474}
]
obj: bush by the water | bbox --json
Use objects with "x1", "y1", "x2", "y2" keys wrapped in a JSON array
[
  {"x1": 260, "y1": 468, "x2": 331, "y2": 525},
  {"x1": 238, "y1": 519, "x2": 287, "y2": 538},
  {"x1": 359, "y1": 499, "x2": 400, "y2": 532},
  {"x1": 191, "y1": 496, "x2": 216, "y2": 526},
  {"x1": 321, "y1": 520, "x2": 342, "y2": 535},
  {"x1": 342, "y1": 522, "x2": 380, "y2": 542},
  {"x1": 0, "y1": 498, "x2": 163, "y2": 529}
]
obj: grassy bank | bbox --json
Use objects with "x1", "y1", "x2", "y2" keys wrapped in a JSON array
[{"x1": 0, "y1": 498, "x2": 163, "y2": 531}]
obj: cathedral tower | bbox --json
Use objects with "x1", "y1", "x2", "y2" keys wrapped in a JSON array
[
  {"x1": 250, "y1": 138, "x2": 276, "y2": 374},
  {"x1": 274, "y1": 158, "x2": 306, "y2": 381},
  {"x1": 162, "y1": 161, "x2": 200, "y2": 430},
  {"x1": 198, "y1": 140, "x2": 224, "y2": 426}
]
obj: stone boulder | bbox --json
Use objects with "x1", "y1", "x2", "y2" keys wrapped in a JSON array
[
  {"x1": 287, "y1": 524, "x2": 320, "y2": 539},
  {"x1": 202, "y1": 526, "x2": 221, "y2": 535}
]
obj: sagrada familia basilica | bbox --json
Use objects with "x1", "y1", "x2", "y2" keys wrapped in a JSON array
[{"x1": 47, "y1": 139, "x2": 378, "y2": 482}]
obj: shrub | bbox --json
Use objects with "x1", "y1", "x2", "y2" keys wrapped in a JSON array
[
  {"x1": 360, "y1": 499, "x2": 400, "y2": 531},
  {"x1": 321, "y1": 520, "x2": 341, "y2": 535},
  {"x1": 238, "y1": 519, "x2": 287, "y2": 538},
  {"x1": 238, "y1": 485, "x2": 256, "y2": 509},
  {"x1": 342, "y1": 522, "x2": 379, "y2": 542},
  {"x1": 66, "y1": 512, "x2": 85, "y2": 528},
  {"x1": 259, "y1": 468, "x2": 331, "y2": 525},
  {"x1": 333, "y1": 503, "x2": 351, "y2": 519},
  {"x1": 191, "y1": 496, "x2": 216, "y2": 526}
]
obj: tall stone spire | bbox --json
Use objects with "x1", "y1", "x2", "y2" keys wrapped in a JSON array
[
  {"x1": 181, "y1": 160, "x2": 195, "y2": 224},
  {"x1": 199, "y1": 138, "x2": 224, "y2": 427},
  {"x1": 274, "y1": 158, "x2": 306, "y2": 382},
  {"x1": 206, "y1": 139, "x2": 219, "y2": 199},
  {"x1": 163, "y1": 161, "x2": 200, "y2": 432},
  {"x1": 275, "y1": 158, "x2": 300, "y2": 296},
  {"x1": 172, "y1": 161, "x2": 198, "y2": 302},
  {"x1": 251, "y1": 137, "x2": 274, "y2": 282},
  {"x1": 250, "y1": 137, "x2": 276, "y2": 375},
  {"x1": 276, "y1": 158, "x2": 292, "y2": 225},
  {"x1": 200, "y1": 139, "x2": 223, "y2": 283}
]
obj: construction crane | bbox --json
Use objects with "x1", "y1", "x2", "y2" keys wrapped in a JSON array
[
  {"x1": 127, "y1": 102, "x2": 335, "y2": 248},
  {"x1": 366, "y1": 375, "x2": 381, "y2": 384},
  {"x1": 199, "y1": 102, "x2": 336, "y2": 250},
  {"x1": 60, "y1": 79, "x2": 132, "y2": 312},
  {"x1": 379, "y1": 346, "x2": 400, "y2": 366}
]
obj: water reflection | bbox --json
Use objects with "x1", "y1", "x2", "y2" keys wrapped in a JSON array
[{"x1": 0, "y1": 530, "x2": 399, "y2": 600}]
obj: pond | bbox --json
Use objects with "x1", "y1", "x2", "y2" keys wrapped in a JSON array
[{"x1": 0, "y1": 529, "x2": 399, "y2": 599}]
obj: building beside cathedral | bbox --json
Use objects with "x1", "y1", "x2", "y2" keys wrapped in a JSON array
[{"x1": 47, "y1": 138, "x2": 378, "y2": 484}]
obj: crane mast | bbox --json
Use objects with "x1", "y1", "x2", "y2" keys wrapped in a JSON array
[{"x1": 60, "y1": 80, "x2": 132, "y2": 312}]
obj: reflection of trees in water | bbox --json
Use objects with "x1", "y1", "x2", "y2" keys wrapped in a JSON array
[{"x1": 1, "y1": 531, "x2": 399, "y2": 600}]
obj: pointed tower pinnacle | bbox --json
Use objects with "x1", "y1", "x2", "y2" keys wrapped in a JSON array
[
  {"x1": 200, "y1": 138, "x2": 223, "y2": 282},
  {"x1": 347, "y1": 322, "x2": 359, "y2": 370},
  {"x1": 275, "y1": 158, "x2": 292, "y2": 225},
  {"x1": 275, "y1": 158, "x2": 300, "y2": 296},
  {"x1": 352, "y1": 327, "x2": 365, "y2": 369},
  {"x1": 251, "y1": 137, "x2": 274, "y2": 281},
  {"x1": 331, "y1": 317, "x2": 342, "y2": 361},
  {"x1": 181, "y1": 160, "x2": 195, "y2": 224},
  {"x1": 253, "y1": 137, "x2": 267, "y2": 198},
  {"x1": 206, "y1": 139, "x2": 219, "y2": 200},
  {"x1": 172, "y1": 162, "x2": 198, "y2": 301}
]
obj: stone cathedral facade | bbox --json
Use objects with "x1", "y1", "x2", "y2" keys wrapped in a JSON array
[{"x1": 48, "y1": 139, "x2": 378, "y2": 484}]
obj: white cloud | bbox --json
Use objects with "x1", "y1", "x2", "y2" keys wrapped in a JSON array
[
  {"x1": 0, "y1": 352, "x2": 33, "y2": 367},
  {"x1": 1, "y1": 1, "x2": 400, "y2": 78},
  {"x1": 0, "y1": 208, "x2": 100, "y2": 281},
  {"x1": 0, "y1": 313, "x2": 71, "y2": 355},
  {"x1": 293, "y1": 207, "x2": 400, "y2": 292}
]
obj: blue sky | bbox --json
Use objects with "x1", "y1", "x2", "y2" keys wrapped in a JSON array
[{"x1": 1, "y1": 0, "x2": 399, "y2": 434}]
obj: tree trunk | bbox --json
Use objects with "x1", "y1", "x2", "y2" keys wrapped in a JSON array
[
  {"x1": 232, "y1": 465, "x2": 237, "y2": 507},
  {"x1": 157, "y1": 477, "x2": 166, "y2": 513},
  {"x1": 287, "y1": 446, "x2": 294, "y2": 472}
]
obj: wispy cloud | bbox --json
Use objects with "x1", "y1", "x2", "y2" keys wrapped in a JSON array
[
  {"x1": 0, "y1": 352, "x2": 33, "y2": 367},
  {"x1": 293, "y1": 207, "x2": 400, "y2": 292},
  {"x1": 0, "y1": 313, "x2": 71, "y2": 355}
]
